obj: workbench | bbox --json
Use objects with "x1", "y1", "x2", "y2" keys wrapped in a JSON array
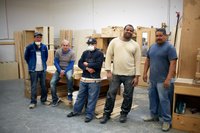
[
  {"x1": 45, "y1": 66, "x2": 110, "y2": 97},
  {"x1": 172, "y1": 78, "x2": 200, "y2": 133}
]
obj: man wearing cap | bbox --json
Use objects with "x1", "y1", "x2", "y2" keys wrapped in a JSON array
[
  {"x1": 67, "y1": 38, "x2": 104, "y2": 123},
  {"x1": 50, "y1": 39, "x2": 75, "y2": 106},
  {"x1": 24, "y1": 32, "x2": 50, "y2": 109}
]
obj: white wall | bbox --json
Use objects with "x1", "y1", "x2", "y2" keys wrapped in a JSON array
[{"x1": 0, "y1": 0, "x2": 183, "y2": 39}]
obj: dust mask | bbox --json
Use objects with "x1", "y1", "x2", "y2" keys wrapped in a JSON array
[
  {"x1": 35, "y1": 42, "x2": 41, "y2": 48},
  {"x1": 87, "y1": 45, "x2": 95, "y2": 51}
]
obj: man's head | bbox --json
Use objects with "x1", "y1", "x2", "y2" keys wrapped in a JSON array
[
  {"x1": 86, "y1": 38, "x2": 97, "y2": 51},
  {"x1": 34, "y1": 32, "x2": 43, "y2": 44},
  {"x1": 61, "y1": 39, "x2": 70, "y2": 52},
  {"x1": 155, "y1": 28, "x2": 167, "y2": 45},
  {"x1": 123, "y1": 24, "x2": 134, "y2": 40}
]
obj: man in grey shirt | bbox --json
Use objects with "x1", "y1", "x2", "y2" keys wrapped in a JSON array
[{"x1": 50, "y1": 40, "x2": 76, "y2": 106}]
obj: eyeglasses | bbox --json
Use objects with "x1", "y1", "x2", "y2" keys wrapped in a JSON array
[{"x1": 63, "y1": 45, "x2": 69, "y2": 47}]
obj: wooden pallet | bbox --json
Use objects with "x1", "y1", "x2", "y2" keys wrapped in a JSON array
[{"x1": 48, "y1": 92, "x2": 138, "y2": 119}]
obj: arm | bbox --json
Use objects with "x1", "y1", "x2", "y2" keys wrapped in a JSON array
[
  {"x1": 105, "y1": 41, "x2": 114, "y2": 79},
  {"x1": 54, "y1": 51, "x2": 62, "y2": 73},
  {"x1": 45, "y1": 45, "x2": 48, "y2": 62},
  {"x1": 87, "y1": 52, "x2": 104, "y2": 70},
  {"x1": 24, "y1": 46, "x2": 29, "y2": 63},
  {"x1": 64, "y1": 60, "x2": 75, "y2": 73},
  {"x1": 133, "y1": 44, "x2": 141, "y2": 86},
  {"x1": 164, "y1": 59, "x2": 177, "y2": 88},
  {"x1": 78, "y1": 52, "x2": 87, "y2": 71},
  {"x1": 143, "y1": 58, "x2": 150, "y2": 82}
]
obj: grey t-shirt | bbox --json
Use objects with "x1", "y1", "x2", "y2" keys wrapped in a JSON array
[{"x1": 55, "y1": 48, "x2": 76, "y2": 70}]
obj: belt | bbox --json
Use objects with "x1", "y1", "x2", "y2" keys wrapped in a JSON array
[{"x1": 80, "y1": 78, "x2": 101, "y2": 83}]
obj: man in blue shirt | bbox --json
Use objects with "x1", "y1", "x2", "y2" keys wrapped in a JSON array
[
  {"x1": 24, "y1": 32, "x2": 50, "y2": 109},
  {"x1": 67, "y1": 38, "x2": 104, "y2": 123},
  {"x1": 143, "y1": 28, "x2": 177, "y2": 131}
]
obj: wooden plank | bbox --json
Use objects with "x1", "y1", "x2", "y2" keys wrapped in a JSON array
[
  {"x1": 47, "y1": 49, "x2": 54, "y2": 66},
  {"x1": 48, "y1": 26, "x2": 54, "y2": 44},
  {"x1": 177, "y1": 0, "x2": 200, "y2": 78},
  {"x1": 0, "y1": 41, "x2": 14, "y2": 45}
]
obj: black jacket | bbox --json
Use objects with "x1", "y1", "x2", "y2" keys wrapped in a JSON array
[{"x1": 78, "y1": 49, "x2": 104, "y2": 79}]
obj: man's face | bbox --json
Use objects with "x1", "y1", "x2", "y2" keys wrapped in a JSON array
[
  {"x1": 34, "y1": 36, "x2": 42, "y2": 42},
  {"x1": 156, "y1": 31, "x2": 166, "y2": 45},
  {"x1": 123, "y1": 26, "x2": 134, "y2": 39},
  {"x1": 62, "y1": 42, "x2": 70, "y2": 52}
]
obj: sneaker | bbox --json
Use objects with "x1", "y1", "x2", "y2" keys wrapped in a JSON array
[
  {"x1": 84, "y1": 117, "x2": 92, "y2": 123},
  {"x1": 29, "y1": 103, "x2": 36, "y2": 109},
  {"x1": 100, "y1": 115, "x2": 110, "y2": 124},
  {"x1": 52, "y1": 98, "x2": 61, "y2": 107},
  {"x1": 162, "y1": 122, "x2": 171, "y2": 132},
  {"x1": 143, "y1": 116, "x2": 159, "y2": 122},
  {"x1": 41, "y1": 101, "x2": 51, "y2": 106},
  {"x1": 119, "y1": 114, "x2": 127, "y2": 123}
]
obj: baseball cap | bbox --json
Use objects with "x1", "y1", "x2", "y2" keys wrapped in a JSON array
[
  {"x1": 87, "y1": 38, "x2": 97, "y2": 45},
  {"x1": 34, "y1": 32, "x2": 43, "y2": 37}
]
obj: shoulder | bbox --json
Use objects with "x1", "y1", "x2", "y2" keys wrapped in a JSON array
[{"x1": 69, "y1": 49, "x2": 75, "y2": 54}]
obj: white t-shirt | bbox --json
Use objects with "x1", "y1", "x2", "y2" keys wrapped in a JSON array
[{"x1": 35, "y1": 51, "x2": 43, "y2": 71}]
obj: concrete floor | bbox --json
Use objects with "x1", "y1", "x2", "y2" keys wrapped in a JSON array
[{"x1": 0, "y1": 79, "x2": 186, "y2": 133}]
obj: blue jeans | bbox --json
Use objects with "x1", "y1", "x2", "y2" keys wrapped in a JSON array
[
  {"x1": 73, "y1": 81, "x2": 100, "y2": 119},
  {"x1": 148, "y1": 81, "x2": 173, "y2": 123},
  {"x1": 29, "y1": 71, "x2": 47, "y2": 104},
  {"x1": 103, "y1": 75, "x2": 135, "y2": 116},
  {"x1": 50, "y1": 70, "x2": 73, "y2": 103}
]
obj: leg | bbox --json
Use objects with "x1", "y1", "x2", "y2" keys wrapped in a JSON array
[
  {"x1": 29, "y1": 71, "x2": 38, "y2": 104},
  {"x1": 120, "y1": 76, "x2": 134, "y2": 115},
  {"x1": 103, "y1": 74, "x2": 121, "y2": 116},
  {"x1": 149, "y1": 82, "x2": 160, "y2": 118},
  {"x1": 39, "y1": 71, "x2": 48, "y2": 102},
  {"x1": 73, "y1": 81, "x2": 88, "y2": 113},
  {"x1": 66, "y1": 69, "x2": 74, "y2": 95},
  {"x1": 85, "y1": 82, "x2": 101, "y2": 119},
  {"x1": 50, "y1": 71, "x2": 60, "y2": 103},
  {"x1": 157, "y1": 82, "x2": 172, "y2": 123}
]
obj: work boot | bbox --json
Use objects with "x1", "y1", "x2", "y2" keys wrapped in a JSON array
[
  {"x1": 100, "y1": 115, "x2": 110, "y2": 124},
  {"x1": 119, "y1": 114, "x2": 127, "y2": 123}
]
